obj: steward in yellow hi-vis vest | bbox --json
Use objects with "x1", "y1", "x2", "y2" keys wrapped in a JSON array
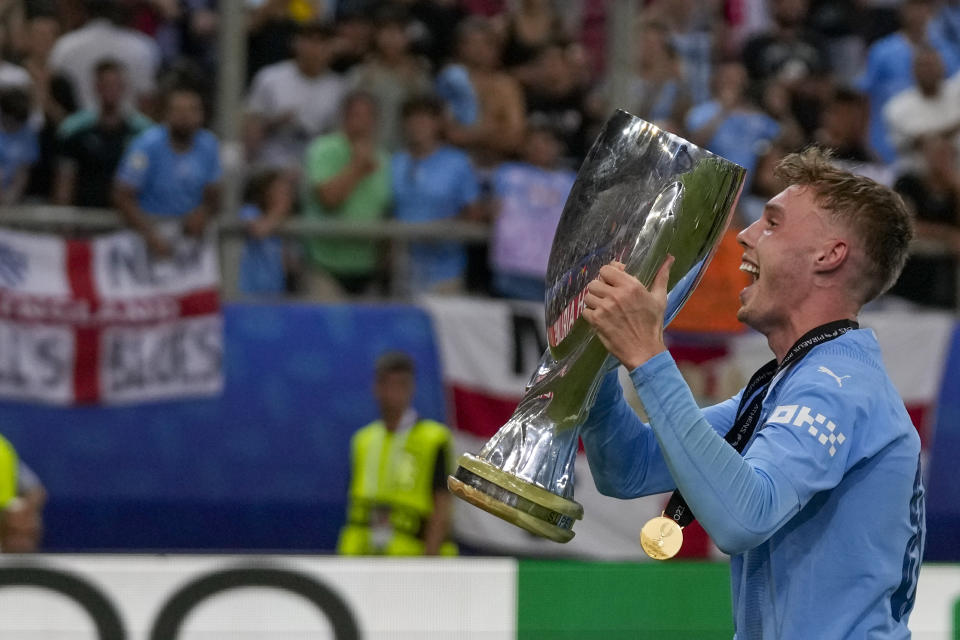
[
  {"x1": 337, "y1": 352, "x2": 457, "y2": 556},
  {"x1": 0, "y1": 434, "x2": 18, "y2": 510}
]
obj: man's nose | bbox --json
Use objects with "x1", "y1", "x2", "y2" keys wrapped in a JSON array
[{"x1": 737, "y1": 220, "x2": 758, "y2": 249}]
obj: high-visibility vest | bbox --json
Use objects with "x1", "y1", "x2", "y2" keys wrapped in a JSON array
[
  {"x1": 0, "y1": 435, "x2": 18, "y2": 510},
  {"x1": 337, "y1": 418, "x2": 457, "y2": 556}
]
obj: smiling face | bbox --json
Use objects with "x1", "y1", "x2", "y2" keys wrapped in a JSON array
[{"x1": 736, "y1": 185, "x2": 833, "y2": 334}]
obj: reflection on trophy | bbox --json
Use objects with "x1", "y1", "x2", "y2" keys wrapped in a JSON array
[{"x1": 447, "y1": 110, "x2": 746, "y2": 542}]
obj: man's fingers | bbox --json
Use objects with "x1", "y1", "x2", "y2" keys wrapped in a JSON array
[
  {"x1": 651, "y1": 255, "x2": 675, "y2": 298},
  {"x1": 586, "y1": 278, "x2": 612, "y2": 299},
  {"x1": 583, "y1": 291, "x2": 599, "y2": 310},
  {"x1": 599, "y1": 263, "x2": 634, "y2": 285}
]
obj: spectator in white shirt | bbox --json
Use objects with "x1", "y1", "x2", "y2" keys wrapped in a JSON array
[
  {"x1": 0, "y1": 60, "x2": 31, "y2": 92},
  {"x1": 48, "y1": 0, "x2": 161, "y2": 114},
  {"x1": 244, "y1": 19, "x2": 346, "y2": 173},
  {"x1": 883, "y1": 45, "x2": 960, "y2": 170}
]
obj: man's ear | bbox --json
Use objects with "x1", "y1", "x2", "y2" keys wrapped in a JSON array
[{"x1": 814, "y1": 238, "x2": 849, "y2": 274}]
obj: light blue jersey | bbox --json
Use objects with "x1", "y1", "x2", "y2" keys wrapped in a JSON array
[
  {"x1": 115, "y1": 125, "x2": 221, "y2": 217},
  {"x1": 582, "y1": 329, "x2": 924, "y2": 639},
  {"x1": 391, "y1": 145, "x2": 480, "y2": 289}
]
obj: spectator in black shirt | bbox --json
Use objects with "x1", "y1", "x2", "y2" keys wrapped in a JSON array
[
  {"x1": 522, "y1": 42, "x2": 593, "y2": 166},
  {"x1": 815, "y1": 87, "x2": 874, "y2": 163},
  {"x1": 405, "y1": 0, "x2": 468, "y2": 71},
  {"x1": 53, "y1": 59, "x2": 152, "y2": 207},
  {"x1": 330, "y1": 12, "x2": 375, "y2": 74},
  {"x1": 890, "y1": 134, "x2": 960, "y2": 309},
  {"x1": 743, "y1": 0, "x2": 831, "y2": 84},
  {"x1": 19, "y1": 10, "x2": 77, "y2": 201},
  {"x1": 742, "y1": 0, "x2": 831, "y2": 136}
]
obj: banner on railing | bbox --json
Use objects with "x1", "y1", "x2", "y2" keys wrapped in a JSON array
[{"x1": 0, "y1": 226, "x2": 222, "y2": 405}]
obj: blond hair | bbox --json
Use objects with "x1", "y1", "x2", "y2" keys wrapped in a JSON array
[{"x1": 774, "y1": 147, "x2": 913, "y2": 303}]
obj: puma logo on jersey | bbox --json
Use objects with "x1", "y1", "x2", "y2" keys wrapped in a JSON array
[
  {"x1": 769, "y1": 404, "x2": 847, "y2": 457},
  {"x1": 818, "y1": 366, "x2": 851, "y2": 387}
]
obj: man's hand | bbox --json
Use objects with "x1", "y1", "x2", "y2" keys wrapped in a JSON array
[
  {"x1": 351, "y1": 139, "x2": 379, "y2": 176},
  {"x1": 183, "y1": 208, "x2": 207, "y2": 238},
  {"x1": 247, "y1": 216, "x2": 277, "y2": 239},
  {"x1": 582, "y1": 255, "x2": 674, "y2": 370},
  {"x1": 146, "y1": 230, "x2": 173, "y2": 258}
]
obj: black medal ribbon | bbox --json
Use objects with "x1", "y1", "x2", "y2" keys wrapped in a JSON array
[{"x1": 663, "y1": 319, "x2": 860, "y2": 528}]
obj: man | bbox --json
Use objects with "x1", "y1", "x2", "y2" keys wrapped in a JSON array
[
  {"x1": 883, "y1": 46, "x2": 960, "y2": 169},
  {"x1": 348, "y1": 8, "x2": 432, "y2": 152},
  {"x1": 741, "y1": 0, "x2": 830, "y2": 90},
  {"x1": 113, "y1": 85, "x2": 221, "y2": 257},
  {"x1": 858, "y1": 0, "x2": 960, "y2": 163},
  {"x1": 244, "y1": 20, "x2": 346, "y2": 172},
  {"x1": 523, "y1": 43, "x2": 594, "y2": 165},
  {"x1": 54, "y1": 59, "x2": 152, "y2": 207},
  {"x1": 392, "y1": 95, "x2": 481, "y2": 294},
  {"x1": 580, "y1": 148, "x2": 923, "y2": 639},
  {"x1": 686, "y1": 61, "x2": 781, "y2": 193},
  {"x1": 337, "y1": 352, "x2": 456, "y2": 556},
  {"x1": 302, "y1": 90, "x2": 391, "y2": 299},
  {"x1": 889, "y1": 134, "x2": 960, "y2": 309},
  {"x1": 48, "y1": 0, "x2": 160, "y2": 113},
  {"x1": 443, "y1": 17, "x2": 526, "y2": 165},
  {"x1": 814, "y1": 87, "x2": 893, "y2": 186},
  {"x1": 489, "y1": 124, "x2": 575, "y2": 301},
  {"x1": 0, "y1": 87, "x2": 38, "y2": 205}
]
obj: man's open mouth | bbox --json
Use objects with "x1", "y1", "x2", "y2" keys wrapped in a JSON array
[{"x1": 740, "y1": 260, "x2": 759, "y2": 282}]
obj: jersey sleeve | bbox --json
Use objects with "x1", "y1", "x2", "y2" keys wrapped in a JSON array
[
  {"x1": 580, "y1": 368, "x2": 742, "y2": 499},
  {"x1": 685, "y1": 102, "x2": 720, "y2": 133},
  {"x1": 455, "y1": 154, "x2": 481, "y2": 211},
  {"x1": 245, "y1": 69, "x2": 273, "y2": 115},
  {"x1": 743, "y1": 372, "x2": 859, "y2": 512},
  {"x1": 631, "y1": 352, "x2": 815, "y2": 555},
  {"x1": 16, "y1": 460, "x2": 42, "y2": 495},
  {"x1": 305, "y1": 136, "x2": 343, "y2": 184},
  {"x1": 203, "y1": 135, "x2": 222, "y2": 185},
  {"x1": 22, "y1": 130, "x2": 39, "y2": 166},
  {"x1": 115, "y1": 132, "x2": 152, "y2": 190}
]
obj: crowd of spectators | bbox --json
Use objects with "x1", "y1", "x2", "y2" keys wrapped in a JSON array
[{"x1": 0, "y1": 0, "x2": 959, "y2": 307}]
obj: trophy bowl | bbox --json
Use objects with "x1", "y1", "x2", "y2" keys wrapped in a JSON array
[{"x1": 448, "y1": 110, "x2": 746, "y2": 542}]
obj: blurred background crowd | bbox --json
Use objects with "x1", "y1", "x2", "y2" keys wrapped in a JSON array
[{"x1": 0, "y1": 0, "x2": 959, "y2": 307}]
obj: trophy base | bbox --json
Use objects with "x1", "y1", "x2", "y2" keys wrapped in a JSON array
[{"x1": 448, "y1": 454, "x2": 583, "y2": 543}]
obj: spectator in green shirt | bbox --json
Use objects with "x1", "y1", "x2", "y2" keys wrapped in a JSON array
[{"x1": 301, "y1": 90, "x2": 392, "y2": 299}]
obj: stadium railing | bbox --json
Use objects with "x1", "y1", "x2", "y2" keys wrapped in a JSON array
[
  {"x1": 1, "y1": 204, "x2": 955, "y2": 304},
  {"x1": 0, "y1": 205, "x2": 491, "y2": 299}
]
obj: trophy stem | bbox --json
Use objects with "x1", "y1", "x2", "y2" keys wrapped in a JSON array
[{"x1": 448, "y1": 454, "x2": 583, "y2": 543}]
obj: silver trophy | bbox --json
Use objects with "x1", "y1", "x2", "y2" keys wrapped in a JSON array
[{"x1": 447, "y1": 111, "x2": 746, "y2": 542}]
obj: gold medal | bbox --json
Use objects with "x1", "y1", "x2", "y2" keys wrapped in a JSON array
[{"x1": 640, "y1": 515, "x2": 683, "y2": 560}]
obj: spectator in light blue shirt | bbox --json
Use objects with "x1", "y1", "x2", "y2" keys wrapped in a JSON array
[
  {"x1": 238, "y1": 169, "x2": 291, "y2": 297},
  {"x1": 685, "y1": 62, "x2": 780, "y2": 192},
  {"x1": 857, "y1": 0, "x2": 960, "y2": 163},
  {"x1": 0, "y1": 88, "x2": 38, "y2": 206},
  {"x1": 930, "y1": 1, "x2": 960, "y2": 60},
  {"x1": 490, "y1": 125, "x2": 575, "y2": 302},
  {"x1": 392, "y1": 95, "x2": 481, "y2": 294},
  {"x1": 114, "y1": 85, "x2": 221, "y2": 257}
]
